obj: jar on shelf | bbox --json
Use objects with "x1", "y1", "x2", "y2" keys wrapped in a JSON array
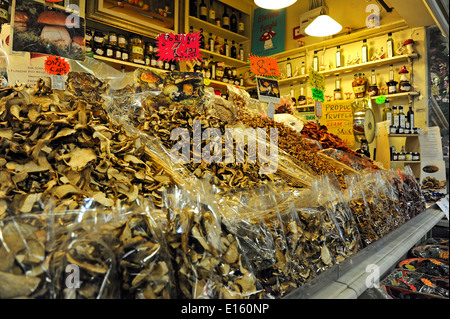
[
  {"x1": 94, "y1": 43, "x2": 105, "y2": 56},
  {"x1": 108, "y1": 32, "x2": 117, "y2": 46},
  {"x1": 386, "y1": 80, "x2": 398, "y2": 94},
  {"x1": 114, "y1": 46, "x2": 122, "y2": 60},
  {"x1": 121, "y1": 47, "x2": 129, "y2": 62},
  {"x1": 129, "y1": 34, "x2": 144, "y2": 64},
  {"x1": 93, "y1": 31, "x2": 105, "y2": 46},
  {"x1": 105, "y1": 43, "x2": 114, "y2": 58},
  {"x1": 85, "y1": 40, "x2": 93, "y2": 57},
  {"x1": 118, "y1": 34, "x2": 127, "y2": 48},
  {"x1": 85, "y1": 29, "x2": 93, "y2": 42},
  {"x1": 352, "y1": 73, "x2": 367, "y2": 98}
]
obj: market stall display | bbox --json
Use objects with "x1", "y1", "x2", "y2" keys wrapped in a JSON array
[{"x1": 0, "y1": 68, "x2": 430, "y2": 299}]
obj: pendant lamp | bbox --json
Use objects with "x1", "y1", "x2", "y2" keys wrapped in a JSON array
[
  {"x1": 305, "y1": 13, "x2": 342, "y2": 37},
  {"x1": 254, "y1": 0, "x2": 297, "y2": 10}
]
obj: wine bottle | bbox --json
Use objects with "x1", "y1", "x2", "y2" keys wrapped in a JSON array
[
  {"x1": 238, "y1": 12, "x2": 245, "y2": 35},
  {"x1": 208, "y1": 33, "x2": 214, "y2": 52},
  {"x1": 230, "y1": 40, "x2": 237, "y2": 59},
  {"x1": 199, "y1": 0, "x2": 207, "y2": 21},
  {"x1": 224, "y1": 39, "x2": 230, "y2": 57},
  {"x1": 190, "y1": 0, "x2": 197, "y2": 17},
  {"x1": 222, "y1": 7, "x2": 230, "y2": 30},
  {"x1": 362, "y1": 39, "x2": 368, "y2": 63},
  {"x1": 208, "y1": 0, "x2": 215, "y2": 24},
  {"x1": 239, "y1": 44, "x2": 244, "y2": 61},
  {"x1": 230, "y1": 10, "x2": 237, "y2": 33}
]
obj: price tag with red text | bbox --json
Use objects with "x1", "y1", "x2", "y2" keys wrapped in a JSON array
[
  {"x1": 44, "y1": 56, "x2": 70, "y2": 76},
  {"x1": 156, "y1": 32, "x2": 202, "y2": 62},
  {"x1": 249, "y1": 54, "x2": 280, "y2": 79}
]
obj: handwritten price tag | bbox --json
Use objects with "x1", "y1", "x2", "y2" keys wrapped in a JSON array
[
  {"x1": 311, "y1": 88, "x2": 324, "y2": 102},
  {"x1": 249, "y1": 54, "x2": 280, "y2": 78},
  {"x1": 156, "y1": 32, "x2": 202, "y2": 62},
  {"x1": 44, "y1": 56, "x2": 70, "y2": 76}
]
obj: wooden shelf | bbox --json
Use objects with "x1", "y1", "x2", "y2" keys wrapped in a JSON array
[
  {"x1": 278, "y1": 74, "x2": 309, "y2": 86},
  {"x1": 93, "y1": 55, "x2": 169, "y2": 73},
  {"x1": 389, "y1": 134, "x2": 420, "y2": 137},
  {"x1": 200, "y1": 49, "x2": 248, "y2": 68},
  {"x1": 371, "y1": 91, "x2": 420, "y2": 101},
  {"x1": 319, "y1": 54, "x2": 419, "y2": 78},
  {"x1": 271, "y1": 20, "x2": 409, "y2": 60},
  {"x1": 189, "y1": 16, "x2": 249, "y2": 44},
  {"x1": 391, "y1": 161, "x2": 421, "y2": 164}
]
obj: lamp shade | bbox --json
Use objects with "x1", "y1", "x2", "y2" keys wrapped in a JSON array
[
  {"x1": 254, "y1": 0, "x2": 297, "y2": 10},
  {"x1": 305, "y1": 14, "x2": 342, "y2": 37}
]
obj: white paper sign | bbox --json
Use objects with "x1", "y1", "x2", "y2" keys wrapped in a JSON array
[{"x1": 436, "y1": 195, "x2": 449, "y2": 220}]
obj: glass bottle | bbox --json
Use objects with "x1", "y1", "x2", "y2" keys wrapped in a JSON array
[
  {"x1": 216, "y1": 62, "x2": 224, "y2": 81},
  {"x1": 334, "y1": 75, "x2": 342, "y2": 100},
  {"x1": 368, "y1": 69, "x2": 378, "y2": 96},
  {"x1": 239, "y1": 44, "x2": 245, "y2": 61},
  {"x1": 298, "y1": 83, "x2": 306, "y2": 106},
  {"x1": 208, "y1": 33, "x2": 214, "y2": 52},
  {"x1": 223, "y1": 39, "x2": 230, "y2": 56},
  {"x1": 286, "y1": 57, "x2": 292, "y2": 78},
  {"x1": 150, "y1": 52, "x2": 157, "y2": 68},
  {"x1": 222, "y1": 7, "x2": 230, "y2": 30},
  {"x1": 170, "y1": 60, "x2": 177, "y2": 72},
  {"x1": 392, "y1": 147, "x2": 398, "y2": 161},
  {"x1": 336, "y1": 45, "x2": 342, "y2": 68},
  {"x1": 312, "y1": 51, "x2": 319, "y2": 72},
  {"x1": 389, "y1": 64, "x2": 394, "y2": 81},
  {"x1": 399, "y1": 146, "x2": 406, "y2": 161},
  {"x1": 362, "y1": 39, "x2": 368, "y2": 63},
  {"x1": 392, "y1": 105, "x2": 399, "y2": 128},
  {"x1": 382, "y1": 99, "x2": 392, "y2": 126},
  {"x1": 208, "y1": 0, "x2": 215, "y2": 23},
  {"x1": 199, "y1": 0, "x2": 207, "y2": 21},
  {"x1": 230, "y1": 10, "x2": 238, "y2": 33},
  {"x1": 190, "y1": 0, "x2": 198, "y2": 17},
  {"x1": 290, "y1": 84, "x2": 296, "y2": 105},
  {"x1": 301, "y1": 61, "x2": 306, "y2": 75},
  {"x1": 231, "y1": 40, "x2": 237, "y2": 59},
  {"x1": 387, "y1": 32, "x2": 394, "y2": 58},
  {"x1": 398, "y1": 105, "x2": 406, "y2": 128},
  {"x1": 210, "y1": 55, "x2": 216, "y2": 80},
  {"x1": 238, "y1": 12, "x2": 245, "y2": 35},
  {"x1": 407, "y1": 106, "x2": 415, "y2": 130},
  {"x1": 199, "y1": 28, "x2": 205, "y2": 49}
]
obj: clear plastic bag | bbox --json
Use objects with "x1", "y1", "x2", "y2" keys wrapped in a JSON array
[
  {"x1": 360, "y1": 173, "x2": 394, "y2": 238},
  {"x1": 48, "y1": 203, "x2": 121, "y2": 299},
  {"x1": 0, "y1": 209, "x2": 53, "y2": 299},
  {"x1": 217, "y1": 184, "x2": 295, "y2": 298},
  {"x1": 315, "y1": 174, "x2": 361, "y2": 262},
  {"x1": 162, "y1": 181, "x2": 263, "y2": 299},
  {"x1": 114, "y1": 200, "x2": 176, "y2": 299},
  {"x1": 345, "y1": 174, "x2": 380, "y2": 247}
]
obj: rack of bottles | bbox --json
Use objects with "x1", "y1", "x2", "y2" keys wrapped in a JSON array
[{"x1": 188, "y1": 0, "x2": 251, "y2": 92}]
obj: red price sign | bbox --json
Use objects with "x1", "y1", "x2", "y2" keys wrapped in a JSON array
[
  {"x1": 44, "y1": 56, "x2": 70, "y2": 76},
  {"x1": 156, "y1": 32, "x2": 203, "y2": 62},
  {"x1": 249, "y1": 54, "x2": 280, "y2": 78}
]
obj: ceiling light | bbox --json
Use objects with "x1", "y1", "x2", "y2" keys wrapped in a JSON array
[
  {"x1": 305, "y1": 14, "x2": 342, "y2": 37},
  {"x1": 254, "y1": 0, "x2": 298, "y2": 10}
]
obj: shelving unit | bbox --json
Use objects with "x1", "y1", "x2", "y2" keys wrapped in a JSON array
[
  {"x1": 93, "y1": 55, "x2": 169, "y2": 73},
  {"x1": 189, "y1": 16, "x2": 249, "y2": 44},
  {"x1": 319, "y1": 54, "x2": 418, "y2": 78},
  {"x1": 200, "y1": 48, "x2": 248, "y2": 68},
  {"x1": 371, "y1": 91, "x2": 420, "y2": 101}
]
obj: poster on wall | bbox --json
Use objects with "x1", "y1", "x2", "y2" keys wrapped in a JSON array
[
  {"x1": 319, "y1": 100, "x2": 355, "y2": 147},
  {"x1": 251, "y1": 7, "x2": 285, "y2": 57},
  {"x1": 10, "y1": 0, "x2": 86, "y2": 61},
  {"x1": 419, "y1": 127, "x2": 447, "y2": 194}
]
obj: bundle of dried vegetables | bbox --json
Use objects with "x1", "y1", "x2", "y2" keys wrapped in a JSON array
[{"x1": 0, "y1": 73, "x2": 177, "y2": 215}]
